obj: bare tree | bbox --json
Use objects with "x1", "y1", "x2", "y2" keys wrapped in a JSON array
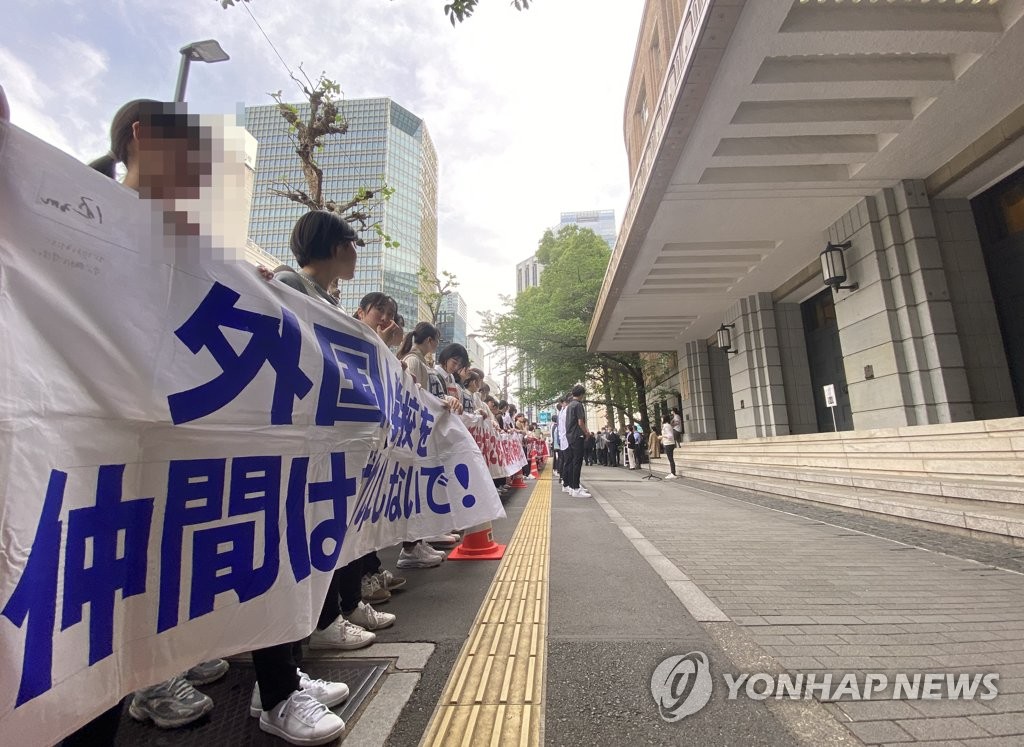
[{"x1": 268, "y1": 68, "x2": 397, "y2": 247}]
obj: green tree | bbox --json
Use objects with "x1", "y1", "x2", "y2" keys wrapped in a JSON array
[
  {"x1": 486, "y1": 225, "x2": 655, "y2": 433},
  {"x1": 418, "y1": 267, "x2": 459, "y2": 325},
  {"x1": 216, "y1": 0, "x2": 533, "y2": 25}
]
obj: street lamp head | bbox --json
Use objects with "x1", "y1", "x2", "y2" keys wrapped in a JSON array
[
  {"x1": 175, "y1": 39, "x2": 229, "y2": 102},
  {"x1": 181, "y1": 39, "x2": 230, "y2": 63}
]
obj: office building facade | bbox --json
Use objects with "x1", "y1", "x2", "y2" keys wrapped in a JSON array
[
  {"x1": 559, "y1": 209, "x2": 617, "y2": 248},
  {"x1": 245, "y1": 97, "x2": 438, "y2": 321},
  {"x1": 438, "y1": 292, "x2": 468, "y2": 349},
  {"x1": 515, "y1": 254, "x2": 544, "y2": 295}
]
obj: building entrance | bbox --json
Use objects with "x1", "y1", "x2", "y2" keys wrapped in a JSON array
[
  {"x1": 971, "y1": 167, "x2": 1024, "y2": 416},
  {"x1": 802, "y1": 289, "x2": 853, "y2": 432}
]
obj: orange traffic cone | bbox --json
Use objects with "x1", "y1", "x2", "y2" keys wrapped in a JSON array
[
  {"x1": 449, "y1": 522, "x2": 506, "y2": 560},
  {"x1": 507, "y1": 472, "x2": 528, "y2": 488},
  {"x1": 529, "y1": 454, "x2": 540, "y2": 479}
]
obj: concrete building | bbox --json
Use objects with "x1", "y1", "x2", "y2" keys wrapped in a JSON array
[
  {"x1": 589, "y1": 0, "x2": 1024, "y2": 539},
  {"x1": 437, "y1": 292, "x2": 468, "y2": 348},
  {"x1": 559, "y1": 209, "x2": 617, "y2": 248},
  {"x1": 244, "y1": 98, "x2": 438, "y2": 321},
  {"x1": 516, "y1": 254, "x2": 544, "y2": 295}
]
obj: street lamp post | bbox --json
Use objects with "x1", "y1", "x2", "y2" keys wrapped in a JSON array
[{"x1": 174, "y1": 40, "x2": 230, "y2": 102}]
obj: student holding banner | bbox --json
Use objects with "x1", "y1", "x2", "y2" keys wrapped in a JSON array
[{"x1": 75, "y1": 101, "x2": 350, "y2": 745}]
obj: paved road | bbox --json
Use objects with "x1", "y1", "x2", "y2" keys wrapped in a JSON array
[{"x1": 580, "y1": 465, "x2": 1024, "y2": 746}]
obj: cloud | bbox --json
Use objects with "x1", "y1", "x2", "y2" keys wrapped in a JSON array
[{"x1": 4, "y1": 0, "x2": 643, "y2": 331}]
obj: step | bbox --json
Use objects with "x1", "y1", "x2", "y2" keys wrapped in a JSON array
[
  {"x1": 673, "y1": 464, "x2": 1024, "y2": 544},
  {"x1": 666, "y1": 456, "x2": 1024, "y2": 506}
]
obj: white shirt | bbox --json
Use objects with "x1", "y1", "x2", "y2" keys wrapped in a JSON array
[
  {"x1": 557, "y1": 406, "x2": 568, "y2": 449},
  {"x1": 661, "y1": 423, "x2": 676, "y2": 446}
]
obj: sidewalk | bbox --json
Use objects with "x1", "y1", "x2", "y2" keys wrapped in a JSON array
[{"x1": 581, "y1": 465, "x2": 1024, "y2": 745}]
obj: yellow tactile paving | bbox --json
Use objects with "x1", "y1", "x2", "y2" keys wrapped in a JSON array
[{"x1": 420, "y1": 474, "x2": 551, "y2": 747}]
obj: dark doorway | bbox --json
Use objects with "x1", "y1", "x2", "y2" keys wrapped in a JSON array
[
  {"x1": 971, "y1": 167, "x2": 1024, "y2": 416},
  {"x1": 707, "y1": 343, "x2": 737, "y2": 439},
  {"x1": 802, "y1": 289, "x2": 853, "y2": 432}
]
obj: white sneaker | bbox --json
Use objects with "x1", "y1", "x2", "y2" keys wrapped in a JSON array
[
  {"x1": 665, "y1": 473, "x2": 678, "y2": 480},
  {"x1": 250, "y1": 670, "x2": 350, "y2": 716},
  {"x1": 419, "y1": 540, "x2": 447, "y2": 560},
  {"x1": 561, "y1": 485, "x2": 571, "y2": 493},
  {"x1": 347, "y1": 600, "x2": 395, "y2": 631},
  {"x1": 308, "y1": 615, "x2": 376, "y2": 650},
  {"x1": 425, "y1": 533, "x2": 459, "y2": 548},
  {"x1": 571, "y1": 488, "x2": 591, "y2": 498},
  {"x1": 259, "y1": 690, "x2": 345, "y2": 746},
  {"x1": 397, "y1": 542, "x2": 443, "y2": 569}
]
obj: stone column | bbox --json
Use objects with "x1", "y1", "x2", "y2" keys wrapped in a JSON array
[
  {"x1": 725, "y1": 293, "x2": 790, "y2": 439},
  {"x1": 932, "y1": 198, "x2": 1017, "y2": 421},
  {"x1": 679, "y1": 340, "x2": 717, "y2": 441},
  {"x1": 826, "y1": 180, "x2": 973, "y2": 429}
]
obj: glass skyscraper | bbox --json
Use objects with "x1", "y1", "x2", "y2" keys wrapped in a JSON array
[
  {"x1": 437, "y1": 292, "x2": 468, "y2": 349},
  {"x1": 559, "y1": 209, "x2": 617, "y2": 248},
  {"x1": 244, "y1": 97, "x2": 438, "y2": 321}
]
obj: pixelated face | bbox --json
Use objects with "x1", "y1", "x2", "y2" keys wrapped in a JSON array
[{"x1": 136, "y1": 121, "x2": 211, "y2": 200}]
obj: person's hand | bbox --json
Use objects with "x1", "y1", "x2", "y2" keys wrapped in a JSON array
[
  {"x1": 255, "y1": 264, "x2": 274, "y2": 281},
  {"x1": 443, "y1": 395, "x2": 463, "y2": 414},
  {"x1": 377, "y1": 320, "x2": 403, "y2": 347}
]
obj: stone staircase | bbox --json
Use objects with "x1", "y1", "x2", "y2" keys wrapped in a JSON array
[{"x1": 650, "y1": 417, "x2": 1024, "y2": 545}]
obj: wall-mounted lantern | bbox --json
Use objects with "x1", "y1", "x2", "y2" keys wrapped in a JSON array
[
  {"x1": 716, "y1": 323, "x2": 736, "y2": 354},
  {"x1": 820, "y1": 241, "x2": 858, "y2": 291}
]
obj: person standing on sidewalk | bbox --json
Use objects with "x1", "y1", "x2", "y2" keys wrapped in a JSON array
[
  {"x1": 671, "y1": 406, "x2": 684, "y2": 446},
  {"x1": 661, "y1": 415, "x2": 679, "y2": 479},
  {"x1": 563, "y1": 385, "x2": 591, "y2": 498},
  {"x1": 551, "y1": 399, "x2": 563, "y2": 476}
]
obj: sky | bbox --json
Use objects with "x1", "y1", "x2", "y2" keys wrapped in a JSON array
[{"x1": 2, "y1": 0, "x2": 644, "y2": 334}]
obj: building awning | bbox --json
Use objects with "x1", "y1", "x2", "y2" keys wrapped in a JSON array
[{"x1": 590, "y1": 0, "x2": 1024, "y2": 352}]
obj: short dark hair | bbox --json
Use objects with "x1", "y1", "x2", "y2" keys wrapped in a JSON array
[
  {"x1": 357, "y1": 292, "x2": 398, "y2": 316},
  {"x1": 289, "y1": 211, "x2": 357, "y2": 267},
  {"x1": 571, "y1": 384, "x2": 586, "y2": 398},
  {"x1": 438, "y1": 343, "x2": 469, "y2": 368}
]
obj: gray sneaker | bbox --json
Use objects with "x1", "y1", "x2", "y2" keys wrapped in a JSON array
[
  {"x1": 185, "y1": 659, "x2": 229, "y2": 686},
  {"x1": 128, "y1": 675, "x2": 214, "y2": 728},
  {"x1": 361, "y1": 573, "x2": 390, "y2": 604}
]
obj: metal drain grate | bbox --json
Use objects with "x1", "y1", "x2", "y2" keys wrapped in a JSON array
[{"x1": 115, "y1": 659, "x2": 389, "y2": 746}]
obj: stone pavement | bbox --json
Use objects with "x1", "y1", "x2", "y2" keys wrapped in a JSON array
[{"x1": 583, "y1": 464, "x2": 1024, "y2": 745}]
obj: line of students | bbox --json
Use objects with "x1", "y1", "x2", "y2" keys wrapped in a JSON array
[{"x1": 58, "y1": 98, "x2": 463, "y2": 746}]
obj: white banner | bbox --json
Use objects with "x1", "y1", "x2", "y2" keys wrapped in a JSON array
[
  {"x1": 0, "y1": 124, "x2": 504, "y2": 745},
  {"x1": 464, "y1": 415, "x2": 529, "y2": 478}
]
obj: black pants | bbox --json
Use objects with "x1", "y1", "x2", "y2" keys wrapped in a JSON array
[
  {"x1": 608, "y1": 446, "x2": 619, "y2": 467},
  {"x1": 559, "y1": 449, "x2": 570, "y2": 486},
  {"x1": 361, "y1": 552, "x2": 381, "y2": 576},
  {"x1": 319, "y1": 560, "x2": 363, "y2": 629},
  {"x1": 663, "y1": 443, "x2": 677, "y2": 475},
  {"x1": 564, "y1": 438, "x2": 585, "y2": 490},
  {"x1": 252, "y1": 641, "x2": 302, "y2": 713},
  {"x1": 552, "y1": 448, "x2": 560, "y2": 472}
]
